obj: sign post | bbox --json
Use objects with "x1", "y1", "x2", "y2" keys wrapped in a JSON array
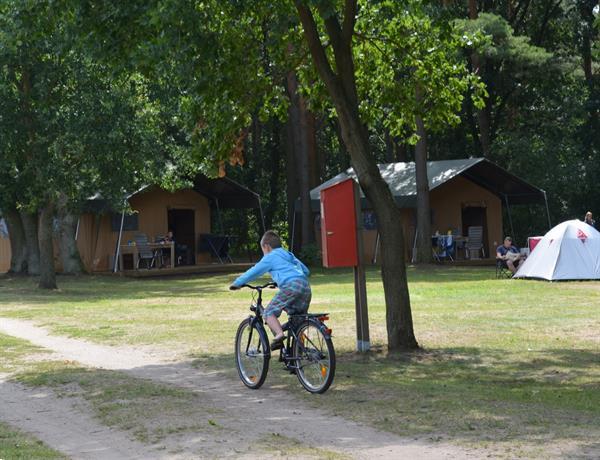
[{"x1": 320, "y1": 179, "x2": 370, "y2": 352}]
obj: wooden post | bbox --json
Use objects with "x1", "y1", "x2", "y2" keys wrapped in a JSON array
[{"x1": 353, "y1": 182, "x2": 370, "y2": 352}]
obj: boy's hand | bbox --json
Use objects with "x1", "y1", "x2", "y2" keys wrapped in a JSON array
[{"x1": 229, "y1": 285, "x2": 240, "y2": 291}]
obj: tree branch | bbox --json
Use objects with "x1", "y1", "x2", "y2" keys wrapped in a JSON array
[
  {"x1": 294, "y1": 1, "x2": 338, "y2": 90},
  {"x1": 342, "y1": 0, "x2": 357, "y2": 43}
]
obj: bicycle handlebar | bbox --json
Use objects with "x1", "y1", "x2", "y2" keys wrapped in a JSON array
[{"x1": 241, "y1": 282, "x2": 277, "y2": 290}]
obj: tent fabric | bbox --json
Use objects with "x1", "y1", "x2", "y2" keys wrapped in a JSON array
[
  {"x1": 514, "y1": 220, "x2": 600, "y2": 280},
  {"x1": 305, "y1": 158, "x2": 545, "y2": 211},
  {"x1": 86, "y1": 174, "x2": 262, "y2": 212}
]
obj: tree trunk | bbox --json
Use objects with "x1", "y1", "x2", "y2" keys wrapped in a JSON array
[
  {"x1": 285, "y1": 119, "x2": 301, "y2": 251},
  {"x1": 38, "y1": 203, "x2": 57, "y2": 289},
  {"x1": 295, "y1": 2, "x2": 418, "y2": 350},
  {"x1": 286, "y1": 70, "x2": 313, "y2": 249},
  {"x1": 468, "y1": 0, "x2": 492, "y2": 157},
  {"x1": 20, "y1": 211, "x2": 40, "y2": 275},
  {"x1": 415, "y1": 111, "x2": 432, "y2": 264},
  {"x1": 56, "y1": 196, "x2": 84, "y2": 275},
  {"x1": 4, "y1": 207, "x2": 28, "y2": 274},
  {"x1": 264, "y1": 119, "x2": 283, "y2": 231}
]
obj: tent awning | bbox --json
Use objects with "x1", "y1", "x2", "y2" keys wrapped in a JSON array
[
  {"x1": 302, "y1": 158, "x2": 546, "y2": 211},
  {"x1": 86, "y1": 174, "x2": 262, "y2": 212}
]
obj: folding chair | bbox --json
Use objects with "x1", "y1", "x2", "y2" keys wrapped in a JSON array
[
  {"x1": 495, "y1": 258, "x2": 512, "y2": 279},
  {"x1": 134, "y1": 233, "x2": 159, "y2": 269}
]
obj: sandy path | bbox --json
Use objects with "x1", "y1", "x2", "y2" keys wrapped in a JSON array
[
  {"x1": 0, "y1": 377, "x2": 176, "y2": 460},
  {"x1": 0, "y1": 317, "x2": 482, "y2": 459}
]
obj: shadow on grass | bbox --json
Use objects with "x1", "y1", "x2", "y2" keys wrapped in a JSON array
[
  {"x1": 192, "y1": 345, "x2": 599, "y2": 457},
  {"x1": 5, "y1": 343, "x2": 598, "y2": 458},
  {"x1": 0, "y1": 266, "x2": 500, "y2": 310}
]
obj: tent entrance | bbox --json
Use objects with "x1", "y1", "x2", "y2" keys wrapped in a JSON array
[
  {"x1": 462, "y1": 205, "x2": 489, "y2": 256},
  {"x1": 168, "y1": 209, "x2": 195, "y2": 265}
]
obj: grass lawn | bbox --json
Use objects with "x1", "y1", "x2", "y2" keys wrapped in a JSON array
[
  {"x1": 0, "y1": 266, "x2": 599, "y2": 456},
  {"x1": 0, "y1": 421, "x2": 65, "y2": 460}
]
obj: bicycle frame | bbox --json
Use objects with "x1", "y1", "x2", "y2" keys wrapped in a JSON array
[{"x1": 242, "y1": 283, "x2": 274, "y2": 359}]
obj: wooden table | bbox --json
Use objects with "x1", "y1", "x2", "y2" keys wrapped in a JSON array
[{"x1": 119, "y1": 242, "x2": 174, "y2": 271}]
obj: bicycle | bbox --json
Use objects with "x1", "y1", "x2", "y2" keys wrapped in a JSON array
[{"x1": 234, "y1": 282, "x2": 336, "y2": 394}]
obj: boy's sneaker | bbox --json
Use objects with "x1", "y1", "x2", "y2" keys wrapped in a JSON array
[{"x1": 270, "y1": 336, "x2": 284, "y2": 350}]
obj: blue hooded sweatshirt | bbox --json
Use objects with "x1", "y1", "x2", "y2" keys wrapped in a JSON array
[{"x1": 232, "y1": 248, "x2": 310, "y2": 287}]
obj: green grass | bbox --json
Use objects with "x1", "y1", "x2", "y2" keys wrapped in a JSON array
[
  {"x1": 0, "y1": 333, "x2": 48, "y2": 374},
  {"x1": 0, "y1": 333, "x2": 222, "y2": 447},
  {"x1": 0, "y1": 422, "x2": 65, "y2": 460},
  {"x1": 248, "y1": 433, "x2": 351, "y2": 459},
  {"x1": 0, "y1": 267, "x2": 599, "y2": 456},
  {"x1": 15, "y1": 363, "x2": 223, "y2": 445}
]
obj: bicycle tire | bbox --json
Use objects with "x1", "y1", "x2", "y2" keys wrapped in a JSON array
[
  {"x1": 293, "y1": 319, "x2": 335, "y2": 394},
  {"x1": 234, "y1": 318, "x2": 270, "y2": 389}
]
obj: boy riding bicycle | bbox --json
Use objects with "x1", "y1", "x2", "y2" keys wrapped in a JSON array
[{"x1": 230, "y1": 230, "x2": 311, "y2": 350}]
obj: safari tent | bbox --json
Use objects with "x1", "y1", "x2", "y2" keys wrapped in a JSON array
[
  {"x1": 0, "y1": 174, "x2": 263, "y2": 274},
  {"x1": 514, "y1": 220, "x2": 600, "y2": 280},
  {"x1": 306, "y1": 158, "x2": 549, "y2": 263}
]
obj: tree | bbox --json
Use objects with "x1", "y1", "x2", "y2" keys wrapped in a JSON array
[{"x1": 0, "y1": 0, "x2": 168, "y2": 287}]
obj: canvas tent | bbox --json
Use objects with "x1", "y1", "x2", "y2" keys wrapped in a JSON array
[
  {"x1": 302, "y1": 158, "x2": 548, "y2": 261},
  {"x1": 514, "y1": 220, "x2": 600, "y2": 280},
  {"x1": 0, "y1": 174, "x2": 263, "y2": 274}
]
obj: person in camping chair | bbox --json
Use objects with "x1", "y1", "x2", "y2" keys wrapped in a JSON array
[{"x1": 496, "y1": 236, "x2": 522, "y2": 274}]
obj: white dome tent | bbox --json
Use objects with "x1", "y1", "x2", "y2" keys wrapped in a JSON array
[{"x1": 514, "y1": 220, "x2": 600, "y2": 281}]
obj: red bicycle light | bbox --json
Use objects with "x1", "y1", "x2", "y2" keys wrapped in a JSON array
[
  {"x1": 318, "y1": 315, "x2": 329, "y2": 322},
  {"x1": 325, "y1": 328, "x2": 332, "y2": 335}
]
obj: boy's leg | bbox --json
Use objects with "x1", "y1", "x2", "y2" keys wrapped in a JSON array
[{"x1": 265, "y1": 315, "x2": 284, "y2": 339}]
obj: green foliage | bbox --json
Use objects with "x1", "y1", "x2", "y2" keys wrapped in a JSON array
[
  {"x1": 297, "y1": 242, "x2": 321, "y2": 267},
  {"x1": 0, "y1": 0, "x2": 169, "y2": 214},
  {"x1": 354, "y1": 1, "x2": 486, "y2": 141},
  {"x1": 456, "y1": 13, "x2": 552, "y2": 71}
]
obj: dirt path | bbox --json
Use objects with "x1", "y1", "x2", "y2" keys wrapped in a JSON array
[
  {"x1": 0, "y1": 377, "x2": 175, "y2": 460},
  {"x1": 0, "y1": 317, "x2": 483, "y2": 459}
]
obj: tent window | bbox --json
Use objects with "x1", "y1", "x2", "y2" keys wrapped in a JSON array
[{"x1": 111, "y1": 213, "x2": 138, "y2": 232}]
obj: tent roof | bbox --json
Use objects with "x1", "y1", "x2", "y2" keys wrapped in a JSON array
[
  {"x1": 306, "y1": 158, "x2": 545, "y2": 211},
  {"x1": 85, "y1": 174, "x2": 261, "y2": 213}
]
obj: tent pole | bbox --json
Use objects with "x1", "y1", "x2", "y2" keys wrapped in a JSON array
[
  {"x1": 543, "y1": 190, "x2": 551, "y2": 230},
  {"x1": 291, "y1": 211, "x2": 297, "y2": 252},
  {"x1": 504, "y1": 194, "x2": 515, "y2": 238},
  {"x1": 410, "y1": 228, "x2": 418, "y2": 264},
  {"x1": 113, "y1": 206, "x2": 126, "y2": 273},
  {"x1": 75, "y1": 217, "x2": 80, "y2": 241},
  {"x1": 215, "y1": 198, "x2": 224, "y2": 234},
  {"x1": 373, "y1": 231, "x2": 381, "y2": 264},
  {"x1": 257, "y1": 197, "x2": 266, "y2": 234}
]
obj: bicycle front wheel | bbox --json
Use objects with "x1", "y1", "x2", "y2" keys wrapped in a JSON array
[
  {"x1": 294, "y1": 320, "x2": 335, "y2": 394},
  {"x1": 235, "y1": 318, "x2": 270, "y2": 389}
]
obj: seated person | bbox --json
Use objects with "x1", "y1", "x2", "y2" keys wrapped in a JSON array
[
  {"x1": 496, "y1": 236, "x2": 522, "y2": 274},
  {"x1": 584, "y1": 211, "x2": 596, "y2": 230},
  {"x1": 157, "y1": 230, "x2": 175, "y2": 267}
]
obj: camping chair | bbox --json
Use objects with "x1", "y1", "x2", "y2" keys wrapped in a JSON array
[
  {"x1": 134, "y1": 233, "x2": 159, "y2": 269},
  {"x1": 436, "y1": 235, "x2": 455, "y2": 262},
  {"x1": 466, "y1": 226, "x2": 485, "y2": 259},
  {"x1": 495, "y1": 258, "x2": 513, "y2": 279}
]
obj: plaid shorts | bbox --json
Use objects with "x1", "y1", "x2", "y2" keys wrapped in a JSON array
[{"x1": 264, "y1": 278, "x2": 311, "y2": 318}]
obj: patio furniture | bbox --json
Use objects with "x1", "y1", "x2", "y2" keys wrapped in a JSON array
[
  {"x1": 133, "y1": 233, "x2": 160, "y2": 269},
  {"x1": 432, "y1": 234, "x2": 455, "y2": 262},
  {"x1": 466, "y1": 226, "x2": 485, "y2": 259},
  {"x1": 199, "y1": 234, "x2": 234, "y2": 263}
]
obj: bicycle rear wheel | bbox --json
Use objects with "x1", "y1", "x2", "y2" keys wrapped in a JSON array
[
  {"x1": 294, "y1": 319, "x2": 335, "y2": 394},
  {"x1": 235, "y1": 318, "x2": 270, "y2": 389}
]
